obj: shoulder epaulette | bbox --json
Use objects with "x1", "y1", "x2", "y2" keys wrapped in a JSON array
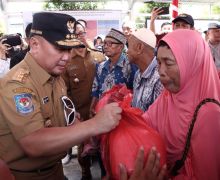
[{"x1": 12, "y1": 68, "x2": 30, "y2": 83}]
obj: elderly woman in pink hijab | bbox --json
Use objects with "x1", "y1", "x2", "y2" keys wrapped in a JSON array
[
  {"x1": 136, "y1": 29, "x2": 220, "y2": 180},
  {"x1": 120, "y1": 29, "x2": 220, "y2": 180}
]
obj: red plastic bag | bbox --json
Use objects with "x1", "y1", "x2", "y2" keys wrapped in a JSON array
[
  {"x1": 95, "y1": 84, "x2": 129, "y2": 112},
  {"x1": 96, "y1": 85, "x2": 167, "y2": 180}
]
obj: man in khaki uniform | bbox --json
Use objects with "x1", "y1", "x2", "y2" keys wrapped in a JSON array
[
  {"x1": 62, "y1": 20, "x2": 105, "y2": 180},
  {"x1": 63, "y1": 20, "x2": 105, "y2": 121},
  {"x1": 0, "y1": 12, "x2": 122, "y2": 180}
]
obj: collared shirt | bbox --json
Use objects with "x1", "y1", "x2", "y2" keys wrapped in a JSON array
[
  {"x1": 208, "y1": 41, "x2": 220, "y2": 70},
  {"x1": 132, "y1": 57, "x2": 163, "y2": 111},
  {"x1": 92, "y1": 53, "x2": 137, "y2": 99},
  {"x1": 62, "y1": 49, "x2": 104, "y2": 120},
  {"x1": 0, "y1": 53, "x2": 66, "y2": 171}
]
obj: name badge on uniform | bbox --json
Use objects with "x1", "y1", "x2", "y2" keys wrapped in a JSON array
[
  {"x1": 42, "y1": 96, "x2": 49, "y2": 104},
  {"x1": 14, "y1": 93, "x2": 34, "y2": 115}
]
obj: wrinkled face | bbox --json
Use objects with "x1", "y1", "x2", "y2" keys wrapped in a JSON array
[
  {"x1": 127, "y1": 36, "x2": 138, "y2": 63},
  {"x1": 207, "y1": 28, "x2": 220, "y2": 44},
  {"x1": 157, "y1": 46, "x2": 180, "y2": 93},
  {"x1": 173, "y1": 21, "x2": 192, "y2": 30},
  {"x1": 103, "y1": 37, "x2": 123, "y2": 58},
  {"x1": 30, "y1": 36, "x2": 71, "y2": 76}
]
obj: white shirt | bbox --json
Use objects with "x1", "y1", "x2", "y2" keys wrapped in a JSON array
[{"x1": 0, "y1": 58, "x2": 10, "y2": 78}]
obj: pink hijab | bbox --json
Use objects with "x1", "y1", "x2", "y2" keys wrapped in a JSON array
[{"x1": 143, "y1": 30, "x2": 220, "y2": 179}]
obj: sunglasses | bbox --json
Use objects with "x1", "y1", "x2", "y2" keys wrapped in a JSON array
[{"x1": 61, "y1": 96, "x2": 76, "y2": 126}]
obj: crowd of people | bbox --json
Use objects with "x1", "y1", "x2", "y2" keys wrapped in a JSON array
[{"x1": 0, "y1": 8, "x2": 219, "y2": 180}]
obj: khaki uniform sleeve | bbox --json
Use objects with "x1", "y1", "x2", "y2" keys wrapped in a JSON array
[{"x1": 0, "y1": 80, "x2": 44, "y2": 140}]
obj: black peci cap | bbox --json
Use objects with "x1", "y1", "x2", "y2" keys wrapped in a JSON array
[{"x1": 31, "y1": 12, "x2": 85, "y2": 49}]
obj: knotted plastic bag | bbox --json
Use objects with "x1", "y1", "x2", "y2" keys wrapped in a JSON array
[{"x1": 96, "y1": 85, "x2": 167, "y2": 180}]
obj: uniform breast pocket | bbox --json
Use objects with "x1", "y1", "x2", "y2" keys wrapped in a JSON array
[{"x1": 67, "y1": 65, "x2": 87, "y2": 84}]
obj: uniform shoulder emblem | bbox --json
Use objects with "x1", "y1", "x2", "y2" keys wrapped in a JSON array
[
  {"x1": 12, "y1": 68, "x2": 30, "y2": 83},
  {"x1": 14, "y1": 93, "x2": 34, "y2": 115}
]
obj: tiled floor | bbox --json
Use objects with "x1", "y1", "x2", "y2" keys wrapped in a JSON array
[{"x1": 63, "y1": 146, "x2": 101, "y2": 180}]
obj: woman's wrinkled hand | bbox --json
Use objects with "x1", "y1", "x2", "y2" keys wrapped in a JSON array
[{"x1": 119, "y1": 146, "x2": 167, "y2": 180}]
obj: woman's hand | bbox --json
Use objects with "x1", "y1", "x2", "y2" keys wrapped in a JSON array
[{"x1": 119, "y1": 146, "x2": 167, "y2": 180}]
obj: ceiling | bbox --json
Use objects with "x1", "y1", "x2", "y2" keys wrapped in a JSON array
[
  {"x1": 5, "y1": 0, "x2": 220, "y2": 2},
  {"x1": 143, "y1": 0, "x2": 219, "y2": 3}
]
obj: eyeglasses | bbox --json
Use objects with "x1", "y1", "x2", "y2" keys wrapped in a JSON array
[
  {"x1": 103, "y1": 41, "x2": 121, "y2": 47},
  {"x1": 75, "y1": 32, "x2": 86, "y2": 37},
  {"x1": 61, "y1": 96, "x2": 76, "y2": 126}
]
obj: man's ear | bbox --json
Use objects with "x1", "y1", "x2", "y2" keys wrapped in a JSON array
[
  {"x1": 206, "y1": 30, "x2": 210, "y2": 36},
  {"x1": 136, "y1": 42, "x2": 145, "y2": 55},
  {"x1": 118, "y1": 44, "x2": 125, "y2": 51},
  {"x1": 29, "y1": 36, "x2": 40, "y2": 54}
]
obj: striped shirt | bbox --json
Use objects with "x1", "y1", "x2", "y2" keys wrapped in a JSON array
[{"x1": 132, "y1": 57, "x2": 163, "y2": 111}]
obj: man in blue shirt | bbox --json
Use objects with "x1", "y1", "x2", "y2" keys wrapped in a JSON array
[
  {"x1": 90, "y1": 28, "x2": 137, "y2": 115},
  {"x1": 127, "y1": 28, "x2": 163, "y2": 111}
]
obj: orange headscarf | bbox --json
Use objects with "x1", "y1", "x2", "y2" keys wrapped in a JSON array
[{"x1": 143, "y1": 29, "x2": 220, "y2": 179}]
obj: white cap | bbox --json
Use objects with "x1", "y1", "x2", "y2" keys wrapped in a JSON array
[{"x1": 132, "y1": 28, "x2": 156, "y2": 48}]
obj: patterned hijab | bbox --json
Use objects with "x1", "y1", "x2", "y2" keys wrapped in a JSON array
[{"x1": 143, "y1": 30, "x2": 220, "y2": 177}]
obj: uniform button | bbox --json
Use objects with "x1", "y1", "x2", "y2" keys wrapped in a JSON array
[{"x1": 74, "y1": 78, "x2": 79, "y2": 83}]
